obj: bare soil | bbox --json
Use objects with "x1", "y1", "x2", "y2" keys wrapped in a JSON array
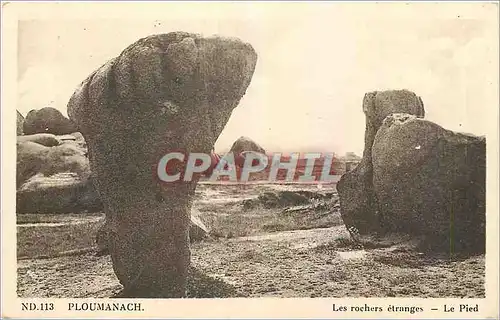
[{"x1": 17, "y1": 183, "x2": 485, "y2": 298}]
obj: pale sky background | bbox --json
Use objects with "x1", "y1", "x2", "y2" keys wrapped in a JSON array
[{"x1": 16, "y1": 2, "x2": 498, "y2": 155}]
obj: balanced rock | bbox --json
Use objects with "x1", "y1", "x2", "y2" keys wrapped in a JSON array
[
  {"x1": 23, "y1": 107, "x2": 78, "y2": 135},
  {"x1": 337, "y1": 90, "x2": 425, "y2": 234},
  {"x1": 372, "y1": 114, "x2": 485, "y2": 253},
  {"x1": 67, "y1": 32, "x2": 257, "y2": 297}
]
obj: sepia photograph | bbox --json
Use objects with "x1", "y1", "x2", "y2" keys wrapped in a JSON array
[{"x1": 2, "y1": 1, "x2": 499, "y2": 318}]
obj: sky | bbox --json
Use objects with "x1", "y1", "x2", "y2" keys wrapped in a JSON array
[{"x1": 16, "y1": 2, "x2": 499, "y2": 155}]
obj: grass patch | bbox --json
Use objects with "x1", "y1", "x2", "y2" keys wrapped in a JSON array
[
  {"x1": 202, "y1": 204, "x2": 343, "y2": 239},
  {"x1": 17, "y1": 212, "x2": 104, "y2": 224},
  {"x1": 201, "y1": 209, "x2": 276, "y2": 238},
  {"x1": 17, "y1": 220, "x2": 104, "y2": 258},
  {"x1": 262, "y1": 209, "x2": 343, "y2": 234}
]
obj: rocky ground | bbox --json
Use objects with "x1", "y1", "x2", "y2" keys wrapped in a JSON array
[{"x1": 17, "y1": 183, "x2": 485, "y2": 298}]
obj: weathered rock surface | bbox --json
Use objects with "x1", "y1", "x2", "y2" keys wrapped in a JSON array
[
  {"x1": 96, "y1": 209, "x2": 209, "y2": 256},
  {"x1": 337, "y1": 88, "x2": 485, "y2": 255},
  {"x1": 362, "y1": 90, "x2": 425, "y2": 162},
  {"x1": 67, "y1": 32, "x2": 257, "y2": 297},
  {"x1": 372, "y1": 114, "x2": 486, "y2": 253},
  {"x1": 16, "y1": 173, "x2": 102, "y2": 214},
  {"x1": 17, "y1": 110, "x2": 25, "y2": 135},
  {"x1": 17, "y1": 140, "x2": 90, "y2": 189},
  {"x1": 16, "y1": 131, "x2": 97, "y2": 214},
  {"x1": 23, "y1": 107, "x2": 78, "y2": 135},
  {"x1": 48, "y1": 132, "x2": 87, "y2": 150},
  {"x1": 336, "y1": 156, "x2": 379, "y2": 234},
  {"x1": 338, "y1": 90, "x2": 425, "y2": 234},
  {"x1": 17, "y1": 133, "x2": 62, "y2": 147}
]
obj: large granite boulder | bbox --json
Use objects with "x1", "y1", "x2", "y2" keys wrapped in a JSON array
[
  {"x1": 16, "y1": 131, "x2": 98, "y2": 214},
  {"x1": 67, "y1": 32, "x2": 257, "y2": 297},
  {"x1": 337, "y1": 90, "x2": 425, "y2": 235},
  {"x1": 336, "y1": 155, "x2": 379, "y2": 234},
  {"x1": 16, "y1": 173, "x2": 102, "y2": 214},
  {"x1": 23, "y1": 107, "x2": 78, "y2": 135},
  {"x1": 17, "y1": 140, "x2": 90, "y2": 188},
  {"x1": 17, "y1": 110, "x2": 24, "y2": 135},
  {"x1": 372, "y1": 114, "x2": 486, "y2": 253}
]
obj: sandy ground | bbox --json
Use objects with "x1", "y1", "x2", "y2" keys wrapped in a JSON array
[{"x1": 17, "y1": 183, "x2": 485, "y2": 298}]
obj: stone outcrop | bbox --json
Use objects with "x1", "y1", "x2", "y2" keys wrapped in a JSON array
[
  {"x1": 337, "y1": 90, "x2": 485, "y2": 255},
  {"x1": 372, "y1": 114, "x2": 485, "y2": 253},
  {"x1": 338, "y1": 90, "x2": 425, "y2": 234},
  {"x1": 16, "y1": 173, "x2": 102, "y2": 214},
  {"x1": 16, "y1": 132, "x2": 97, "y2": 214},
  {"x1": 67, "y1": 32, "x2": 257, "y2": 297},
  {"x1": 23, "y1": 107, "x2": 78, "y2": 135},
  {"x1": 17, "y1": 140, "x2": 90, "y2": 188}
]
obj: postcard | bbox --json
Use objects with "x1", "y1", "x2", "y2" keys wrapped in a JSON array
[{"x1": 1, "y1": 1, "x2": 499, "y2": 319}]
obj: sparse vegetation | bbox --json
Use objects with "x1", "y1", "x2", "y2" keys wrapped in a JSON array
[{"x1": 17, "y1": 184, "x2": 485, "y2": 298}]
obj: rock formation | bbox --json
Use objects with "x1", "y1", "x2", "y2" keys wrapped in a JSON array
[
  {"x1": 372, "y1": 114, "x2": 485, "y2": 253},
  {"x1": 96, "y1": 208, "x2": 210, "y2": 256},
  {"x1": 17, "y1": 140, "x2": 90, "y2": 188},
  {"x1": 67, "y1": 32, "x2": 257, "y2": 297},
  {"x1": 338, "y1": 90, "x2": 425, "y2": 234},
  {"x1": 16, "y1": 131, "x2": 98, "y2": 214},
  {"x1": 361, "y1": 89, "x2": 425, "y2": 163},
  {"x1": 17, "y1": 110, "x2": 24, "y2": 135},
  {"x1": 23, "y1": 107, "x2": 78, "y2": 135},
  {"x1": 17, "y1": 173, "x2": 102, "y2": 214},
  {"x1": 17, "y1": 133, "x2": 62, "y2": 147},
  {"x1": 337, "y1": 90, "x2": 485, "y2": 255}
]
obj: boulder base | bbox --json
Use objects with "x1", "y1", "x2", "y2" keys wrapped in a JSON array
[{"x1": 96, "y1": 210, "x2": 210, "y2": 256}]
